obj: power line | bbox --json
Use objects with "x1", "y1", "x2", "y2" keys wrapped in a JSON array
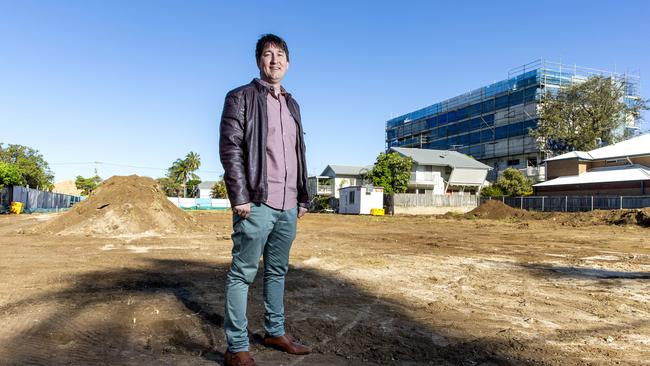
[{"x1": 50, "y1": 161, "x2": 222, "y2": 174}]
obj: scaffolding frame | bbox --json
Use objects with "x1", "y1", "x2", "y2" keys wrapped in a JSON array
[{"x1": 385, "y1": 59, "x2": 642, "y2": 180}]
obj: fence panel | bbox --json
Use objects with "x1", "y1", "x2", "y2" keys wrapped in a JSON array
[
  {"x1": 481, "y1": 195, "x2": 650, "y2": 212},
  {"x1": 623, "y1": 196, "x2": 650, "y2": 209},
  {"x1": 393, "y1": 193, "x2": 478, "y2": 207},
  {"x1": 7, "y1": 186, "x2": 81, "y2": 212}
]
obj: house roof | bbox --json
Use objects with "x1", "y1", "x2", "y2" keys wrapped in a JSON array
[
  {"x1": 321, "y1": 165, "x2": 372, "y2": 176},
  {"x1": 390, "y1": 147, "x2": 491, "y2": 170},
  {"x1": 198, "y1": 181, "x2": 216, "y2": 189},
  {"x1": 534, "y1": 164, "x2": 650, "y2": 187},
  {"x1": 545, "y1": 133, "x2": 650, "y2": 162},
  {"x1": 545, "y1": 151, "x2": 594, "y2": 161}
]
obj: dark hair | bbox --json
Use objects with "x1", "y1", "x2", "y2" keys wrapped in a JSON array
[{"x1": 256, "y1": 34, "x2": 290, "y2": 63}]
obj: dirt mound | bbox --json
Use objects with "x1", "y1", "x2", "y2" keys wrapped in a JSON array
[
  {"x1": 540, "y1": 209, "x2": 650, "y2": 228},
  {"x1": 467, "y1": 200, "x2": 530, "y2": 220},
  {"x1": 606, "y1": 209, "x2": 650, "y2": 227},
  {"x1": 37, "y1": 175, "x2": 196, "y2": 236}
]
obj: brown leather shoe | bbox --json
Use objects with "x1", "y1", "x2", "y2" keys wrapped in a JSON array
[
  {"x1": 262, "y1": 334, "x2": 312, "y2": 355},
  {"x1": 224, "y1": 350, "x2": 256, "y2": 366}
]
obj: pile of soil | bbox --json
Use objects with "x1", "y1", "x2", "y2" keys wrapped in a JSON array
[
  {"x1": 547, "y1": 209, "x2": 650, "y2": 228},
  {"x1": 606, "y1": 209, "x2": 650, "y2": 227},
  {"x1": 37, "y1": 175, "x2": 196, "y2": 236},
  {"x1": 466, "y1": 200, "x2": 530, "y2": 220}
]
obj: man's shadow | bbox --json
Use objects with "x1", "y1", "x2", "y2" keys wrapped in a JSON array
[{"x1": 0, "y1": 257, "x2": 551, "y2": 365}]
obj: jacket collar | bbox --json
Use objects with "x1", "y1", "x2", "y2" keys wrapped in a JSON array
[{"x1": 252, "y1": 78, "x2": 291, "y2": 98}]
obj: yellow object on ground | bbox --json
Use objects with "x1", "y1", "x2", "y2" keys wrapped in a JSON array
[
  {"x1": 9, "y1": 202, "x2": 23, "y2": 214},
  {"x1": 370, "y1": 208, "x2": 384, "y2": 216}
]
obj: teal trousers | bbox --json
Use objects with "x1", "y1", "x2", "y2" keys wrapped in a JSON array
[{"x1": 224, "y1": 203, "x2": 297, "y2": 352}]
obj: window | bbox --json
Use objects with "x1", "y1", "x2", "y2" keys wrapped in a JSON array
[
  {"x1": 349, "y1": 191, "x2": 355, "y2": 204},
  {"x1": 507, "y1": 159, "x2": 520, "y2": 166},
  {"x1": 495, "y1": 126, "x2": 508, "y2": 139}
]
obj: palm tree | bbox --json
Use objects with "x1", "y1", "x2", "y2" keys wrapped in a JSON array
[
  {"x1": 168, "y1": 152, "x2": 201, "y2": 197},
  {"x1": 185, "y1": 151, "x2": 201, "y2": 175}
]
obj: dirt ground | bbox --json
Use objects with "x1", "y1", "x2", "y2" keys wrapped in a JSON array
[{"x1": 1, "y1": 211, "x2": 650, "y2": 365}]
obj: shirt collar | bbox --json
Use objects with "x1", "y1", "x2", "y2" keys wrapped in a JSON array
[{"x1": 254, "y1": 78, "x2": 287, "y2": 97}]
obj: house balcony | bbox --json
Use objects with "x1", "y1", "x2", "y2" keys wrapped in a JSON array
[
  {"x1": 520, "y1": 166, "x2": 546, "y2": 182},
  {"x1": 316, "y1": 185, "x2": 335, "y2": 196},
  {"x1": 408, "y1": 173, "x2": 442, "y2": 189}
]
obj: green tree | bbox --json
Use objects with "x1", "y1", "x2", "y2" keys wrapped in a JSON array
[
  {"x1": 479, "y1": 184, "x2": 504, "y2": 198},
  {"x1": 75, "y1": 175, "x2": 102, "y2": 196},
  {"x1": 156, "y1": 177, "x2": 182, "y2": 197},
  {"x1": 186, "y1": 178, "x2": 201, "y2": 198},
  {"x1": 211, "y1": 180, "x2": 228, "y2": 199},
  {"x1": 167, "y1": 151, "x2": 201, "y2": 197},
  {"x1": 531, "y1": 76, "x2": 649, "y2": 156},
  {"x1": 368, "y1": 152, "x2": 413, "y2": 194},
  {"x1": 0, "y1": 162, "x2": 25, "y2": 188},
  {"x1": 0, "y1": 143, "x2": 54, "y2": 190},
  {"x1": 493, "y1": 168, "x2": 533, "y2": 197}
]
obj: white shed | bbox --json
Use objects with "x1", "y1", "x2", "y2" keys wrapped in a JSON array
[{"x1": 338, "y1": 186, "x2": 384, "y2": 215}]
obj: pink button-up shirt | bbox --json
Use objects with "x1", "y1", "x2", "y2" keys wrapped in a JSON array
[{"x1": 258, "y1": 79, "x2": 298, "y2": 210}]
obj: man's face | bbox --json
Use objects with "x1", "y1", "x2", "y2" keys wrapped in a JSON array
[{"x1": 257, "y1": 43, "x2": 289, "y2": 85}]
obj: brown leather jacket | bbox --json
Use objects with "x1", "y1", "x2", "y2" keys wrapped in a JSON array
[{"x1": 219, "y1": 79, "x2": 309, "y2": 208}]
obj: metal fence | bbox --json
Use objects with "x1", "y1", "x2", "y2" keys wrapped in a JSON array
[
  {"x1": 393, "y1": 193, "x2": 479, "y2": 207},
  {"x1": 481, "y1": 195, "x2": 650, "y2": 212},
  {"x1": 1, "y1": 186, "x2": 82, "y2": 213}
]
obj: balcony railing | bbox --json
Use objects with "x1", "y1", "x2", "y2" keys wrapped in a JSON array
[
  {"x1": 316, "y1": 185, "x2": 334, "y2": 195},
  {"x1": 410, "y1": 172, "x2": 437, "y2": 182},
  {"x1": 519, "y1": 166, "x2": 546, "y2": 181}
]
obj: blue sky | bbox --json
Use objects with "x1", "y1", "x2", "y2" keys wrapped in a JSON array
[{"x1": 2, "y1": 0, "x2": 649, "y2": 182}]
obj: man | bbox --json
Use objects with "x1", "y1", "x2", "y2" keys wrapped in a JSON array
[{"x1": 219, "y1": 34, "x2": 311, "y2": 366}]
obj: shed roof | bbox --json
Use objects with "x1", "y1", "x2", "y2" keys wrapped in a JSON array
[
  {"x1": 390, "y1": 147, "x2": 491, "y2": 170},
  {"x1": 534, "y1": 164, "x2": 650, "y2": 187}
]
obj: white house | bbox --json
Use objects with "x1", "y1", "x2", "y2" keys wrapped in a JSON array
[
  {"x1": 309, "y1": 165, "x2": 373, "y2": 198},
  {"x1": 196, "y1": 181, "x2": 216, "y2": 199},
  {"x1": 390, "y1": 147, "x2": 492, "y2": 194}
]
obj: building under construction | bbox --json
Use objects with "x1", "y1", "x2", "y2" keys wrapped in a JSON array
[{"x1": 385, "y1": 59, "x2": 641, "y2": 181}]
